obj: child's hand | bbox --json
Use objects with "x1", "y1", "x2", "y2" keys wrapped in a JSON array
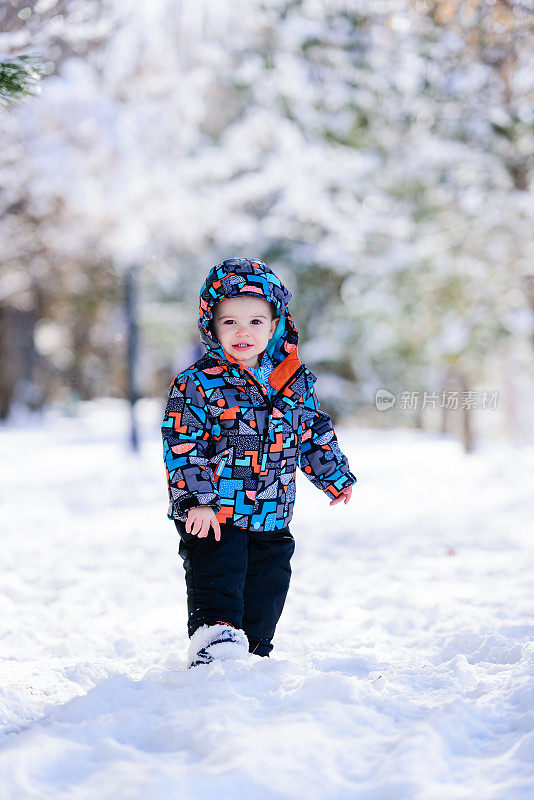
[
  {"x1": 186, "y1": 507, "x2": 221, "y2": 541},
  {"x1": 329, "y1": 485, "x2": 353, "y2": 506}
]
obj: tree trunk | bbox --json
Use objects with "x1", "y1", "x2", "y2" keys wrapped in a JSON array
[
  {"x1": 0, "y1": 307, "x2": 15, "y2": 419},
  {"x1": 126, "y1": 264, "x2": 140, "y2": 452},
  {"x1": 0, "y1": 305, "x2": 40, "y2": 418},
  {"x1": 456, "y1": 368, "x2": 474, "y2": 454}
]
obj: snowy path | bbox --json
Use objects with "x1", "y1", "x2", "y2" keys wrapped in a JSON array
[{"x1": 0, "y1": 400, "x2": 533, "y2": 800}]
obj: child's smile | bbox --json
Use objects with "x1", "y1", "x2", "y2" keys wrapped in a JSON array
[
  {"x1": 213, "y1": 296, "x2": 279, "y2": 369},
  {"x1": 232, "y1": 342, "x2": 254, "y2": 352}
]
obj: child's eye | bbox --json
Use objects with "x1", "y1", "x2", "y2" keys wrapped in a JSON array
[{"x1": 221, "y1": 319, "x2": 264, "y2": 325}]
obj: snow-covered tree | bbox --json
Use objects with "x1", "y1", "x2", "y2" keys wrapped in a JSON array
[{"x1": 1, "y1": 0, "x2": 532, "y2": 448}]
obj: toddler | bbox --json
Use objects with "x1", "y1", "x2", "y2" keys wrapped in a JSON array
[{"x1": 162, "y1": 258, "x2": 356, "y2": 667}]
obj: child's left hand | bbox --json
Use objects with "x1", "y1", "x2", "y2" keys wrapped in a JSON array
[{"x1": 329, "y1": 485, "x2": 353, "y2": 506}]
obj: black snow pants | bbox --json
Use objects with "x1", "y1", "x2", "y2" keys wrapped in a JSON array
[{"x1": 174, "y1": 520, "x2": 295, "y2": 657}]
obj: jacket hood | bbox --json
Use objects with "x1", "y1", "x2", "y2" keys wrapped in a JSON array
[{"x1": 198, "y1": 258, "x2": 299, "y2": 367}]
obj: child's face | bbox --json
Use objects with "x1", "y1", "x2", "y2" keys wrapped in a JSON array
[{"x1": 213, "y1": 296, "x2": 279, "y2": 369}]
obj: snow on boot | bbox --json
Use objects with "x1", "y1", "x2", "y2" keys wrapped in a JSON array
[{"x1": 187, "y1": 623, "x2": 249, "y2": 668}]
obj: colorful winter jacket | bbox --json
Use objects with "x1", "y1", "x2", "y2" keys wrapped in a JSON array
[{"x1": 162, "y1": 258, "x2": 357, "y2": 532}]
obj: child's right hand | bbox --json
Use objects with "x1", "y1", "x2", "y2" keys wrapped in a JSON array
[{"x1": 185, "y1": 507, "x2": 221, "y2": 541}]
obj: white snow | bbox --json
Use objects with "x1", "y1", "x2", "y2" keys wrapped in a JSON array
[{"x1": 0, "y1": 400, "x2": 533, "y2": 800}]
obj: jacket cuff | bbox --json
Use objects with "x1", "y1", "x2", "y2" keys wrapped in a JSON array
[
  {"x1": 170, "y1": 492, "x2": 221, "y2": 521},
  {"x1": 323, "y1": 472, "x2": 357, "y2": 499}
]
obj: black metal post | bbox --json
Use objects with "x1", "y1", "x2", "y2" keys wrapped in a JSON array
[{"x1": 125, "y1": 264, "x2": 139, "y2": 451}]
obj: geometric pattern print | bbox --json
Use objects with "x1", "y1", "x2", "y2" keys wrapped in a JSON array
[
  {"x1": 162, "y1": 351, "x2": 357, "y2": 532},
  {"x1": 162, "y1": 257, "x2": 357, "y2": 533}
]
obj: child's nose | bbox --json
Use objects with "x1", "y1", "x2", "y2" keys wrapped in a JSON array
[{"x1": 236, "y1": 324, "x2": 250, "y2": 337}]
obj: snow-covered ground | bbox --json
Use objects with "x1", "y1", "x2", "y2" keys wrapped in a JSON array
[{"x1": 0, "y1": 399, "x2": 532, "y2": 800}]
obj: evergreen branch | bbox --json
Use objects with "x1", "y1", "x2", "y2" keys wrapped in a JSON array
[{"x1": 0, "y1": 55, "x2": 45, "y2": 108}]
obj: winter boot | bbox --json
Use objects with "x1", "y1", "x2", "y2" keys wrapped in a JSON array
[{"x1": 187, "y1": 623, "x2": 249, "y2": 668}]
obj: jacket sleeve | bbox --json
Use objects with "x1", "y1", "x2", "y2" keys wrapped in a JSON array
[
  {"x1": 298, "y1": 384, "x2": 357, "y2": 499},
  {"x1": 161, "y1": 373, "x2": 221, "y2": 521}
]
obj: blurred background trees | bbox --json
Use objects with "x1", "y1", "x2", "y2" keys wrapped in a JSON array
[{"x1": 0, "y1": 0, "x2": 532, "y2": 447}]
